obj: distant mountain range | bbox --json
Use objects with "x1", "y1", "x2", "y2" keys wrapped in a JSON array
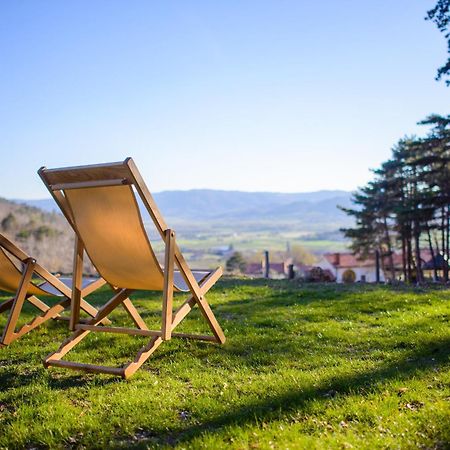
[{"x1": 12, "y1": 189, "x2": 354, "y2": 232}]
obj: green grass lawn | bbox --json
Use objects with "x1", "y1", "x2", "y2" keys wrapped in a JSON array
[{"x1": 0, "y1": 280, "x2": 449, "y2": 449}]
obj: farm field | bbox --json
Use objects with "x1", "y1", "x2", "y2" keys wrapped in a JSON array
[
  {"x1": 149, "y1": 226, "x2": 348, "y2": 252},
  {"x1": 148, "y1": 227, "x2": 349, "y2": 269},
  {"x1": 0, "y1": 280, "x2": 448, "y2": 449}
]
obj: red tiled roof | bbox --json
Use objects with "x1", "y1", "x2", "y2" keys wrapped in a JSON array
[
  {"x1": 269, "y1": 262, "x2": 285, "y2": 274},
  {"x1": 244, "y1": 262, "x2": 288, "y2": 275},
  {"x1": 324, "y1": 253, "x2": 375, "y2": 268},
  {"x1": 325, "y1": 250, "x2": 435, "y2": 269},
  {"x1": 245, "y1": 263, "x2": 263, "y2": 275}
]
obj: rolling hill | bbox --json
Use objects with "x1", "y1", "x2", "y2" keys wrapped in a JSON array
[
  {"x1": 3, "y1": 190, "x2": 354, "y2": 272},
  {"x1": 14, "y1": 189, "x2": 353, "y2": 232}
]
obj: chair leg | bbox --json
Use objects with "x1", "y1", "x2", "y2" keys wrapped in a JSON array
[
  {"x1": 0, "y1": 259, "x2": 35, "y2": 346},
  {"x1": 162, "y1": 229, "x2": 175, "y2": 340},
  {"x1": 172, "y1": 268, "x2": 226, "y2": 344},
  {"x1": 70, "y1": 236, "x2": 84, "y2": 331},
  {"x1": 122, "y1": 298, "x2": 148, "y2": 330},
  {"x1": 195, "y1": 294, "x2": 226, "y2": 344},
  {"x1": 123, "y1": 336, "x2": 163, "y2": 379},
  {"x1": 68, "y1": 237, "x2": 111, "y2": 329}
]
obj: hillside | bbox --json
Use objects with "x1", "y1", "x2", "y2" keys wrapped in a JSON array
[
  {"x1": 15, "y1": 189, "x2": 354, "y2": 233},
  {"x1": 5, "y1": 190, "x2": 353, "y2": 271},
  {"x1": 0, "y1": 197, "x2": 81, "y2": 273}
]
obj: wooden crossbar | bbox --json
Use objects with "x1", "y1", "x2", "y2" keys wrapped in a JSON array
[
  {"x1": 48, "y1": 359, "x2": 125, "y2": 377},
  {"x1": 50, "y1": 178, "x2": 130, "y2": 191},
  {"x1": 76, "y1": 325, "x2": 160, "y2": 336},
  {"x1": 74, "y1": 324, "x2": 217, "y2": 342}
]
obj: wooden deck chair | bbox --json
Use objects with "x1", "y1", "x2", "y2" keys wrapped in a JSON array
[
  {"x1": 38, "y1": 157, "x2": 226, "y2": 379},
  {"x1": 0, "y1": 233, "x2": 109, "y2": 347}
]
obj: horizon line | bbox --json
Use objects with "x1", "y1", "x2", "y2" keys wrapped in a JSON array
[{"x1": 7, "y1": 187, "x2": 356, "y2": 202}]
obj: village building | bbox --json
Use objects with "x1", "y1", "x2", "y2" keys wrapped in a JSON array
[
  {"x1": 316, "y1": 250, "x2": 448, "y2": 283},
  {"x1": 245, "y1": 258, "x2": 294, "y2": 278},
  {"x1": 316, "y1": 253, "x2": 385, "y2": 283}
]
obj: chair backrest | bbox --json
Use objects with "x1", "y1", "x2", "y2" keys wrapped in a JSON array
[
  {"x1": 38, "y1": 158, "x2": 168, "y2": 290},
  {"x1": 0, "y1": 240, "x2": 48, "y2": 296}
]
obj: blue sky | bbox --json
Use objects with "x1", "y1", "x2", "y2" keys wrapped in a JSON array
[{"x1": 0, "y1": 1, "x2": 448, "y2": 199}]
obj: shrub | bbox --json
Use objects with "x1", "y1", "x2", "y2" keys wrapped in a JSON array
[{"x1": 226, "y1": 252, "x2": 247, "y2": 273}]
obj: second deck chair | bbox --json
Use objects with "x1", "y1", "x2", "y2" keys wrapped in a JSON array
[
  {"x1": 0, "y1": 233, "x2": 109, "y2": 346},
  {"x1": 38, "y1": 157, "x2": 226, "y2": 379}
]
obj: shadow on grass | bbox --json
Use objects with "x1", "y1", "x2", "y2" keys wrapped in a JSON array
[
  {"x1": 46, "y1": 373, "x2": 120, "y2": 390},
  {"x1": 0, "y1": 360, "x2": 119, "y2": 390},
  {"x1": 116, "y1": 335, "x2": 450, "y2": 448}
]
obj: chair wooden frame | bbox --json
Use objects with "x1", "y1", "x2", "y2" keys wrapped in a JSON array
[
  {"x1": 0, "y1": 234, "x2": 109, "y2": 347},
  {"x1": 38, "y1": 157, "x2": 226, "y2": 379}
]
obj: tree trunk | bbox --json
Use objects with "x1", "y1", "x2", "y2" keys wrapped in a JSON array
[
  {"x1": 434, "y1": 232, "x2": 441, "y2": 280},
  {"x1": 406, "y1": 225, "x2": 413, "y2": 283},
  {"x1": 441, "y1": 206, "x2": 447, "y2": 281},
  {"x1": 414, "y1": 220, "x2": 423, "y2": 284},
  {"x1": 375, "y1": 249, "x2": 381, "y2": 283},
  {"x1": 401, "y1": 234, "x2": 407, "y2": 282},
  {"x1": 445, "y1": 205, "x2": 449, "y2": 282},
  {"x1": 426, "y1": 224, "x2": 438, "y2": 281},
  {"x1": 383, "y1": 216, "x2": 396, "y2": 280}
]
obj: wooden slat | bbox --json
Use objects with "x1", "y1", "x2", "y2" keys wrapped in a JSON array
[
  {"x1": 33, "y1": 264, "x2": 72, "y2": 298},
  {"x1": 76, "y1": 324, "x2": 160, "y2": 337},
  {"x1": 123, "y1": 336, "x2": 163, "y2": 379},
  {"x1": 170, "y1": 266, "x2": 225, "y2": 343},
  {"x1": 51, "y1": 190, "x2": 76, "y2": 228},
  {"x1": 162, "y1": 229, "x2": 175, "y2": 340},
  {"x1": 122, "y1": 298, "x2": 148, "y2": 330},
  {"x1": 38, "y1": 161, "x2": 129, "y2": 186},
  {"x1": 81, "y1": 277, "x2": 107, "y2": 297},
  {"x1": 70, "y1": 236, "x2": 84, "y2": 331},
  {"x1": 27, "y1": 295, "x2": 51, "y2": 313},
  {"x1": 46, "y1": 359, "x2": 125, "y2": 377},
  {"x1": 1, "y1": 259, "x2": 36, "y2": 345},
  {"x1": 50, "y1": 178, "x2": 129, "y2": 191},
  {"x1": 125, "y1": 158, "x2": 167, "y2": 237},
  {"x1": 195, "y1": 295, "x2": 226, "y2": 344}
]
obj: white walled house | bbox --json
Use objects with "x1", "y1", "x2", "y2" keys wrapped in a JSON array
[{"x1": 317, "y1": 253, "x2": 386, "y2": 283}]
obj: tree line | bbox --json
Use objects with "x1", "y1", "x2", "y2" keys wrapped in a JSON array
[{"x1": 340, "y1": 114, "x2": 450, "y2": 283}]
